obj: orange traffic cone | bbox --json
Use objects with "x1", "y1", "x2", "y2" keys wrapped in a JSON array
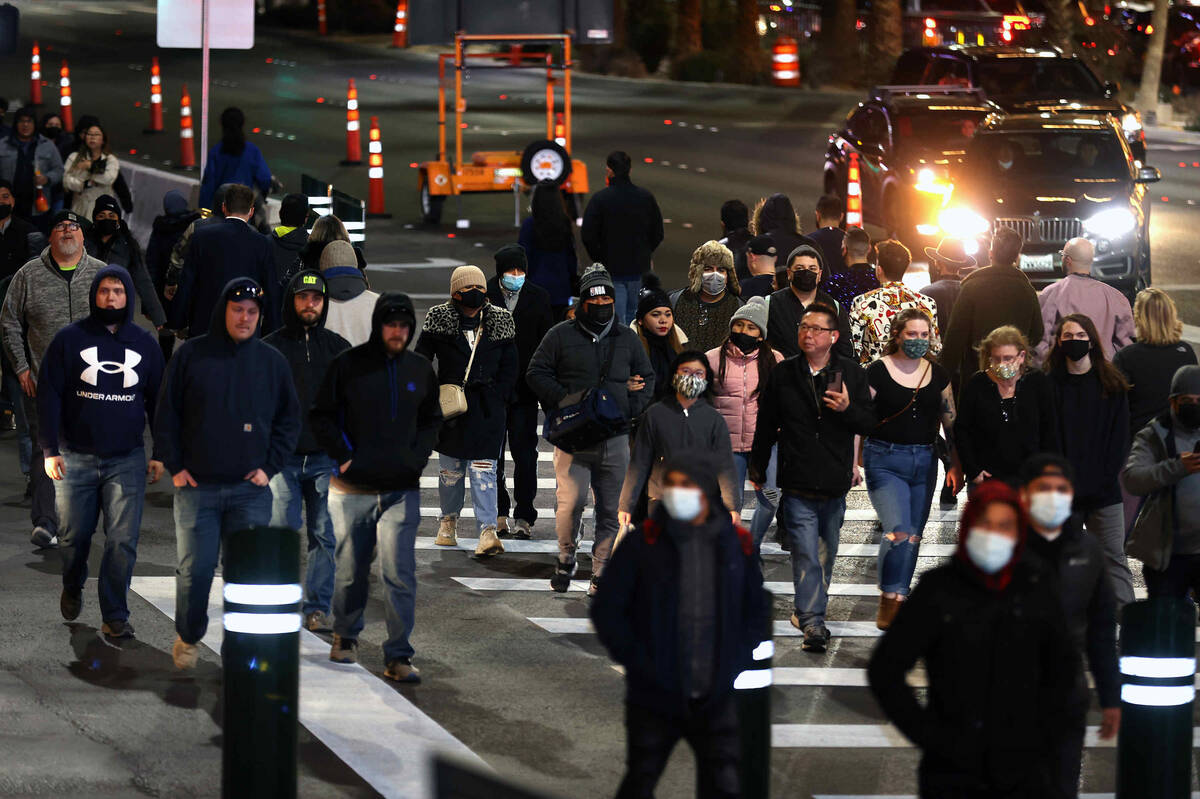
[
  {"x1": 178, "y1": 83, "x2": 195, "y2": 169},
  {"x1": 367, "y1": 117, "x2": 390, "y2": 218},
  {"x1": 30, "y1": 42, "x2": 42, "y2": 106},
  {"x1": 34, "y1": 170, "x2": 49, "y2": 214},
  {"x1": 145, "y1": 57, "x2": 164, "y2": 133},
  {"x1": 59, "y1": 60, "x2": 73, "y2": 131},
  {"x1": 318, "y1": 0, "x2": 327, "y2": 35},
  {"x1": 846, "y1": 151, "x2": 862, "y2": 227},
  {"x1": 390, "y1": 1, "x2": 408, "y2": 48},
  {"x1": 340, "y1": 79, "x2": 362, "y2": 166}
]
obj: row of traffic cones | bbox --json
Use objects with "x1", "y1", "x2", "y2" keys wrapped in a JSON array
[
  {"x1": 339, "y1": 78, "x2": 388, "y2": 217},
  {"x1": 313, "y1": 0, "x2": 407, "y2": 47}
]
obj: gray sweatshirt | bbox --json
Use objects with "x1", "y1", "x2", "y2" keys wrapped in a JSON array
[{"x1": 1, "y1": 248, "x2": 106, "y2": 377}]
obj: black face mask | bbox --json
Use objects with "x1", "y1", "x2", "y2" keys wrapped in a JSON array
[
  {"x1": 94, "y1": 305, "x2": 124, "y2": 325},
  {"x1": 583, "y1": 302, "x2": 615, "y2": 327},
  {"x1": 1060, "y1": 339, "x2": 1091, "y2": 362},
  {"x1": 1177, "y1": 402, "x2": 1200, "y2": 429},
  {"x1": 791, "y1": 269, "x2": 818, "y2": 293},
  {"x1": 0, "y1": 204, "x2": 12, "y2": 221},
  {"x1": 94, "y1": 219, "x2": 120, "y2": 238},
  {"x1": 456, "y1": 289, "x2": 486, "y2": 310},
  {"x1": 729, "y1": 331, "x2": 760, "y2": 355}
]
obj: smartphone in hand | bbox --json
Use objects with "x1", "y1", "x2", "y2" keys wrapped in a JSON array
[{"x1": 827, "y1": 371, "x2": 844, "y2": 394}]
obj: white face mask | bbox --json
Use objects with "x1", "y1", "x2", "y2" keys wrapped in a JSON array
[
  {"x1": 701, "y1": 271, "x2": 727, "y2": 295},
  {"x1": 1028, "y1": 491, "x2": 1073, "y2": 533},
  {"x1": 661, "y1": 486, "x2": 703, "y2": 522},
  {"x1": 965, "y1": 528, "x2": 1016, "y2": 574}
]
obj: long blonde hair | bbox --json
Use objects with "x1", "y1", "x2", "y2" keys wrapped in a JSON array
[{"x1": 1133, "y1": 287, "x2": 1183, "y2": 346}]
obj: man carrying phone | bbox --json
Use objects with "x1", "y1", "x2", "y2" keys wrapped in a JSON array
[{"x1": 749, "y1": 304, "x2": 876, "y2": 652}]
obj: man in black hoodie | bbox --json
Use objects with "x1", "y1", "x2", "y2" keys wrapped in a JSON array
[
  {"x1": 85, "y1": 193, "x2": 167, "y2": 331},
  {"x1": 154, "y1": 277, "x2": 301, "y2": 670},
  {"x1": 269, "y1": 193, "x2": 309, "y2": 289},
  {"x1": 144, "y1": 190, "x2": 200, "y2": 362},
  {"x1": 264, "y1": 271, "x2": 349, "y2": 633},
  {"x1": 310, "y1": 292, "x2": 441, "y2": 683}
]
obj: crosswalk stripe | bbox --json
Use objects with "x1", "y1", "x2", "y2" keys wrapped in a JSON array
[
  {"x1": 455, "y1": 576, "x2": 874, "y2": 596},
  {"x1": 772, "y1": 724, "x2": 1142, "y2": 749},
  {"x1": 414, "y1": 507, "x2": 960, "y2": 522},
  {"x1": 417, "y1": 476, "x2": 877, "y2": 494},
  {"x1": 527, "y1": 617, "x2": 885, "y2": 638},
  {"x1": 422, "y1": 539, "x2": 953, "y2": 558}
]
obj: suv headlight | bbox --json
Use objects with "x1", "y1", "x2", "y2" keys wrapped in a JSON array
[
  {"x1": 1121, "y1": 112, "x2": 1143, "y2": 136},
  {"x1": 938, "y1": 207, "x2": 990, "y2": 238},
  {"x1": 1083, "y1": 207, "x2": 1136, "y2": 238}
]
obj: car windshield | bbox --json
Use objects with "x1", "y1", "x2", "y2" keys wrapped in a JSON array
[
  {"x1": 965, "y1": 130, "x2": 1130, "y2": 181},
  {"x1": 894, "y1": 109, "x2": 990, "y2": 149},
  {"x1": 976, "y1": 58, "x2": 1103, "y2": 98}
]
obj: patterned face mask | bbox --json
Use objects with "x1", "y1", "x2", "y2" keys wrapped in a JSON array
[{"x1": 673, "y1": 372, "x2": 708, "y2": 399}]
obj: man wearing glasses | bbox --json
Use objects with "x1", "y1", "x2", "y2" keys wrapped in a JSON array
[
  {"x1": 0, "y1": 209, "x2": 106, "y2": 549},
  {"x1": 765, "y1": 244, "x2": 852, "y2": 360},
  {"x1": 154, "y1": 278, "x2": 300, "y2": 670},
  {"x1": 750, "y1": 304, "x2": 876, "y2": 652}
]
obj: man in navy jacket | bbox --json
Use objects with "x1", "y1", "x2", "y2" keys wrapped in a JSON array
[
  {"x1": 37, "y1": 265, "x2": 165, "y2": 639},
  {"x1": 155, "y1": 277, "x2": 300, "y2": 669}
]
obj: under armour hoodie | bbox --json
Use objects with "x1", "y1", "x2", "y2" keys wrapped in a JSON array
[{"x1": 36, "y1": 264, "x2": 165, "y2": 458}]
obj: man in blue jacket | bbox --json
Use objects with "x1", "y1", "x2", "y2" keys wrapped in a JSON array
[
  {"x1": 591, "y1": 450, "x2": 767, "y2": 799},
  {"x1": 155, "y1": 277, "x2": 301, "y2": 670},
  {"x1": 37, "y1": 265, "x2": 165, "y2": 639}
]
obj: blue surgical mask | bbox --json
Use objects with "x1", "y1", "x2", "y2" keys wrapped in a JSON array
[
  {"x1": 501, "y1": 273, "x2": 525, "y2": 292},
  {"x1": 965, "y1": 528, "x2": 1016, "y2": 574},
  {"x1": 901, "y1": 338, "x2": 930, "y2": 359}
]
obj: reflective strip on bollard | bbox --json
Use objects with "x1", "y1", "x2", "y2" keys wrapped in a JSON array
[
  {"x1": 734, "y1": 668, "x2": 773, "y2": 691},
  {"x1": 751, "y1": 640, "x2": 775, "y2": 661},
  {"x1": 224, "y1": 612, "x2": 302, "y2": 635},
  {"x1": 223, "y1": 583, "x2": 302, "y2": 606},
  {"x1": 1121, "y1": 656, "x2": 1197, "y2": 679},
  {"x1": 1122, "y1": 684, "x2": 1196, "y2": 707}
]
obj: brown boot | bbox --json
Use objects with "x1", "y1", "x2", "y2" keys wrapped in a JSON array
[{"x1": 876, "y1": 595, "x2": 902, "y2": 630}]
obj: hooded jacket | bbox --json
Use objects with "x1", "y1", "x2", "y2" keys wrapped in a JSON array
[
  {"x1": 0, "y1": 247, "x2": 106, "y2": 378},
  {"x1": 36, "y1": 265, "x2": 164, "y2": 458},
  {"x1": 0, "y1": 133, "x2": 64, "y2": 217},
  {"x1": 310, "y1": 292, "x2": 442, "y2": 492},
  {"x1": 84, "y1": 217, "x2": 167, "y2": 327},
  {"x1": 580, "y1": 174, "x2": 664, "y2": 278},
  {"x1": 145, "y1": 195, "x2": 201, "y2": 297},
  {"x1": 263, "y1": 271, "x2": 351, "y2": 455},
  {"x1": 153, "y1": 279, "x2": 301, "y2": 483},
  {"x1": 322, "y1": 265, "x2": 379, "y2": 347},
  {"x1": 270, "y1": 225, "x2": 308, "y2": 288}
]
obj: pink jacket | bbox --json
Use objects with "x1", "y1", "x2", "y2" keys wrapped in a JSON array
[{"x1": 706, "y1": 343, "x2": 785, "y2": 452}]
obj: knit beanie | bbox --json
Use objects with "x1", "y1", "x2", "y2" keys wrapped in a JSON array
[
  {"x1": 318, "y1": 240, "x2": 358, "y2": 271},
  {"x1": 494, "y1": 243, "x2": 527, "y2": 276},
  {"x1": 579, "y1": 264, "x2": 614, "y2": 300},
  {"x1": 730, "y1": 296, "x2": 769, "y2": 334},
  {"x1": 450, "y1": 265, "x2": 487, "y2": 294},
  {"x1": 636, "y1": 272, "x2": 672, "y2": 321},
  {"x1": 92, "y1": 194, "x2": 122, "y2": 220},
  {"x1": 1170, "y1": 365, "x2": 1200, "y2": 397}
]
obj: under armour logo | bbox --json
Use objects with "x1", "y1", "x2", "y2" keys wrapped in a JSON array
[{"x1": 80, "y1": 346, "x2": 141, "y2": 388}]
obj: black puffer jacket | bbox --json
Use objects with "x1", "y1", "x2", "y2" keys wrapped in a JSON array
[
  {"x1": 264, "y1": 271, "x2": 351, "y2": 455},
  {"x1": 414, "y1": 301, "x2": 518, "y2": 460}
]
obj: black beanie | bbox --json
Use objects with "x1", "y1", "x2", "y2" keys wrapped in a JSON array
[
  {"x1": 92, "y1": 194, "x2": 122, "y2": 220},
  {"x1": 494, "y1": 243, "x2": 527, "y2": 276},
  {"x1": 636, "y1": 272, "x2": 672, "y2": 322}
]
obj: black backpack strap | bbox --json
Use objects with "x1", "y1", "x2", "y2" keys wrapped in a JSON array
[{"x1": 597, "y1": 331, "x2": 618, "y2": 388}]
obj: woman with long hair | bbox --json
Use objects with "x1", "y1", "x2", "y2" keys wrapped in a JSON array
[
  {"x1": 1045, "y1": 312, "x2": 1134, "y2": 607},
  {"x1": 750, "y1": 193, "x2": 815, "y2": 270},
  {"x1": 519, "y1": 179, "x2": 578, "y2": 319},
  {"x1": 861, "y1": 307, "x2": 961, "y2": 629},
  {"x1": 672, "y1": 240, "x2": 741, "y2": 353},
  {"x1": 632, "y1": 273, "x2": 688, "y2": 403},
  {"x1": 198, "y1": 107, "x2": 272, "y2": 210},
  {"x1": 62, "y1": 121, "x2": 118, "y2": 217},
  {"x1": 706, "y1": 296, "x2": 783, "y2": 549},
  {"x1": 296, "y1": 214, "x2": 366, "y2": 273}
]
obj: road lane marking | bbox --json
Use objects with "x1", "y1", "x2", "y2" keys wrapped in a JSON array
[
  {"x1": 774, "y1": 725, "x2": 1159, "y2": 749},
  {"x1": 527, "y1": 618, "x2": 885, "y2": 638},
  {"x1": 423, "y1": 540, "x2": 958, "y2": 557},
  {"x1": 413, "y1": 507, "x2": 961, "y2": 522}
]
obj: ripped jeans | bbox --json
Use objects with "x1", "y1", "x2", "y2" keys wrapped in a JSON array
[
  {"x1": 863, "y1": 439, "x2": 937, "y2": 597},
  {"x1": 438, "y1": 454, "x2": 499, "y2": 533}
]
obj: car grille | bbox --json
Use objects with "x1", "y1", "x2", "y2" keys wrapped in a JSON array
[{"x1": 993, "y1": 217, "x2": 1082, "y2": 244}]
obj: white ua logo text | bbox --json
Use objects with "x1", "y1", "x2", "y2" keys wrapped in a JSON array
[{"x1": 80, "y1": 346, "x2": 141, "y2": 388}]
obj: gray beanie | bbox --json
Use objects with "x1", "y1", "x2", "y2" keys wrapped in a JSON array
[
  {"x1": 786, "y1": 243, "x2": 825, "y2": 273},
  {"x1": 1170, "y1": 365, "x2": 1200, "y2": 397},
  {"x1": 579, "y1": 263, "x2": 614, "y2": 300},
  {"x1": 731, "y1": 296, "x2": 769, "y2": 334}
]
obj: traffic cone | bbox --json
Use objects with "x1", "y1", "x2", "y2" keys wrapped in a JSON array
[
  {"x1": 30, "y1": 42, "x2": 42, "y2": 106},
  {"x1": 340, "y1": 79, "x2": 362, "y2": 166},
  {"x1": 554, "y1": 112, "x2": 565, "y2": 147},
  {"x1": 145, "y1": 57, "x2": 164, "y2": 133},
  {"x1": 846, "y1": 151, "x2": 862, "y2": 227},
  {"x1": 59, "y1": 60, "x2": 72, "y2": 131},
  {"x1": 367, "y1": 116, "x2": 390, "y2": 218},
  {"x1": 390, "y1": 1, "x2": 408, "y2": 48},
  {"x1": 318, "y1": 0, "x2": 327, "y2": 36},
  {"x1": 178, "y1": 83, "x2": 195, "y2": 169}
]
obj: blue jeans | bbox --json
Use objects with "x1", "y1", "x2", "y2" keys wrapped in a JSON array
[
  {"x1": 173, "y1": 481, "x2": 273, "y2": 644},
  {"x1": 732, "y1": 449, "x2": 779, "y2": 549},
  {"x1": 2, "y1": 372, "x2": 31, "y2": 475},
  {"x1": 779, "y1": 492, "x2": 846, "y2": 629},
  {"x1": 329, "y1": 488, "x2": 420, "y2": 661},
  {"x1": 57, "y1": 449, "x2": 146, "y2": 622},
  {"x1": 438, "y1": 454, "x2": 498, "y2": 532},
  {"x1": 863, "y1": 439, "x2": 937, "y2": 596},
  {"x1": 612, "y1": 275, "x2": 643, "y2": 326},
  {"x1": 269, "y1": 452, "x2": 337, "y2": 616}
]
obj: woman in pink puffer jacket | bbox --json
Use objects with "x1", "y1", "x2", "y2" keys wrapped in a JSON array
[{"x1": 706, "y1": 296, "x2": 783, "y2": 548}]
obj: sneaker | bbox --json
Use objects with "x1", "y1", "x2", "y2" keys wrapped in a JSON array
[
  {"x1": 30, "y1": 525, "x2": 56, "y2": 549},
  {"x1": 550, "y1": 558, "x2": 577, "y2": 593},
  {"x1": 60, "y1": 587, "x2": 82, "y2": 621},
  {"x1": 773, "y1": 526, "x2": 790, "y2": 553},
  {"x1": 383, "y1": 657, "x2": 421, "y2": 684},
  {"x1": 496, "y1": 516, "x2": 511, "y2": 539},
  {"x1": 304, "y1": 610, "x2": 332, "y2": 633},
  {"x1": 330, "y1": 634, "x2": 358, "y2": 664},
  {"x1": 876, "y1": 596, "x2": 902, "y2": 631},
  {"x1": 475, "y1": 525, "x2": 504, "y2": 556},
  {"x1": 102, "y1": 619, "x2": 135, "y2": 639},
  {"x1": 434, "y1": 516, "x2": 458, "y2": 547},
  {"x1": 939, "y1": 485, "x2": 957, "y2": 507},
  {"x1": 800, "y1": 622, "x2": 831, "y2": 653},
  {"x1": 510, "y1": 518, "x2": 532, "y2": 540},
  {"x1": 587, "y1": 576, "x2": 600, "y2": 598},
  {"x1": 172, "y1": 636, "x2": 199, "y2": 670}
]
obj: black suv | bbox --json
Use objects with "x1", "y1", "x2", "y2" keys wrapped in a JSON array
[
  {"x1": 934, "y1": 112, "x2": 1160, "y2": 297},
  {"x1": 823, "y1": 87, "x2": 999, "y2": 247},
  {"x1": 891, "y1": 45, "x2": 1146, "y2": 161}
]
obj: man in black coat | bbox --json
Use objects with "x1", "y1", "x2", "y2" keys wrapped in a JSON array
[
  {"x1": 486, "y1": 244, "x2": 554, "y2": 540},
  {"x1": 765, "y1": 244, "x2": 853, "y2": 361},
  {"x1": 0, "y1": 179, "x2": 44, "y2": 280},
  {"x1": 718, "y1": 199, "x2": 752, "y2": 281},
  {"x1": 581, "y1": 151, "x2": 664, "y2": 326},
  {"x1": 84, "y1": 194, "x2": 167, "y2": 330},
  {"x1": 592, "y1": 450, "x2": 767, "y2": 799},
  {"x1": 1019, "y1": 453, "x2": 1120, "y2": 798},
  {"x1": 264, "y1": 271, "x2": 350, "y2": 633},
  {"x1": 170, "y1": 183, "x2": 279, "y2": 337}
]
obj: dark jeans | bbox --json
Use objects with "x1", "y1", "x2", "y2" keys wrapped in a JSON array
[
  {"x1": 616, "y1": 695, "x2": 741, "y2": 799},
  {"x1": 173, "y1": 481, "x2": 273, "y2": 644},
  {"x1": 2, "y1": 371, "x2": 31, "y2": 474},
  {"x1": 158, "y1": 330, "x2": 176, "y2": 365},
  {"x1": 1047, "y1": 718, "x2": 1086, "y2": 799},
  {"x1": 23, "y1": 393, "x2": 56, "y2": 534},
  {"x1": 497, "y1": 400, "x2": 539, "y2": 525},
  {"x1": 57, "y1": 448, "x2": 146, "y2": 622},
  {"x1": 1144, "y1": 553, "x2": 1200, "y2": 600},
  {"x1": 269, "y1": 452, "x2": 337, "y2": 616}
]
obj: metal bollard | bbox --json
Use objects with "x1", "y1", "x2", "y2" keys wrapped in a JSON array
[
  {"x1": 221, "y1": 526, "x2": 301, "y2": 799},
  {"x1": 1117, "y1": 597, "x2": 1196, "y2": 799},
  {"x1": 735, "y1": 590, "x2": 773, "y2": 799}
]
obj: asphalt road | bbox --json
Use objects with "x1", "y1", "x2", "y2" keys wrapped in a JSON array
[{"x1": 5, "y1": 2, "x2": 1200, "y2": 798}]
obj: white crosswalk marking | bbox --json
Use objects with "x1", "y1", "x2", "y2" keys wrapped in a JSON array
[
  {"x1": 415, "y1": 506, "x2": 960, "y2": 521},
  {"x1": 425, "y1": 539, "x2": 957, "y2": 558},
  {"x1": 527, "y1": 617, "x2": 885, "y2": 638}
]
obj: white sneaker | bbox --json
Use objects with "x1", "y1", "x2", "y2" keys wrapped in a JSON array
[
  {"x1": 475, "y1": 525, "x2": 504, "y2": 556},
  {"x1": 510, "y1": 518, "x2": 532, "y2": 540},
  {"x1": 435, "y1": 516, "x2": 458, "y2": 546}
]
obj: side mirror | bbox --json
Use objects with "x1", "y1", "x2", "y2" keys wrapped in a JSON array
[
  {"x1": 1104, "y1": 81, "x2": 1120, "y2": 98},
  {"x1": 861, "y1": 141, "x2": 886, "y2": 158},
  {"x1": 1136, "y1": 165, "x2": 1161, "y2": 183}
]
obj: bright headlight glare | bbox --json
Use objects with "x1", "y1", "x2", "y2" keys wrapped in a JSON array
[
  {"x1": 938, "y1": 207, "x2": 990, "y2": 238},
  {"x1": 1122, "y1": 112, "x2": 1142, "y2": 134},
  {"x1": 1083, "y1": 207, "x2": 1135, "y2": 238}
]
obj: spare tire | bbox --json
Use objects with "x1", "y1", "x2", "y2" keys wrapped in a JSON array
[{"x1": 521, "y1": 139, "x2": 571, "y2": 187}]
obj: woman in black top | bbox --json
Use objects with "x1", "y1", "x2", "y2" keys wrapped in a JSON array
[
  {"x1": 954, "y1": 325, "x2": 1059, "y2": 486},
  {"x1": 632, "y1": 274, "x2": 688, "y2": 404},
  {"x1": 1045, "y1": 312, "x2": 1134, "y2": 608},
  {"x1": 861, "y1": 308, "x2": 961, "y2": 629}
]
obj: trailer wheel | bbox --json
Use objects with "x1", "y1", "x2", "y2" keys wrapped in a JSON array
[
  {"x1": 521, "y1": 140, "x2": 571, "y2": 187},
  {"x1": 420, "y1": 178, "x2": 445, "y2": 225}
]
